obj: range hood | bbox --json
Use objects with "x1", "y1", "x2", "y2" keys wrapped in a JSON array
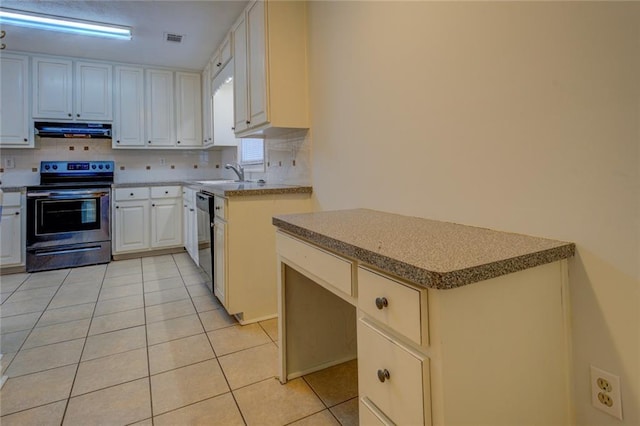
[{"x1": 35, "y1": 122, "x2": 112, "y2": 139}]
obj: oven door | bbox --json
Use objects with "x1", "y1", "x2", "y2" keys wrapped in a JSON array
[{"x1": 27, "y1": 188, "x2": 111, "y2": 248}]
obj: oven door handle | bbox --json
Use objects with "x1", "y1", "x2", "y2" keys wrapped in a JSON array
[{"x1": 27, "y1": 190, "x2": 110, "y2": 199}]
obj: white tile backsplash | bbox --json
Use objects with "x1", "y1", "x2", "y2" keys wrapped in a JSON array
[{"x1": 1, "y1": 131, "x2": 311, "y2": 187}]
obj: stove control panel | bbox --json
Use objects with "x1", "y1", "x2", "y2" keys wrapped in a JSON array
[{"x1": 41, "y1": 161, "x2": 115, "y2": 174}]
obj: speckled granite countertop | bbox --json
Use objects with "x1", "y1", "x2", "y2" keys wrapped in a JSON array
[
  {"x1": 273, "y1": 209, "x2": 575, "y2": 290},
  {"x1": 112, "y1": 181, "x2": 312, "y2": 197},
  {"x1": 193, "y1": 182, "x2": 312, "y2": 197},
  {"x1": 0, "y1": 187, "x2": 24, "y2": 192}
]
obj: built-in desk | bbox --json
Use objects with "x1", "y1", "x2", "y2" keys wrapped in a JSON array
[{"x1": 273, "y1": 209, "x2": 575, "y2": 426}]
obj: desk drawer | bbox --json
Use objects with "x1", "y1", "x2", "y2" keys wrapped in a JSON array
[
  {"x1": 358, "y1": 267, "x2": 428, "y2": 346},
  {"x1": 358, "y1": 318, "x2": 430, "y2": 426},
  {"x1": 150, "y1": 186, "x2": 181, "y2": 198},
  {"x1": 115, "y1": 187, "x2": 148, "y2": 201},
  {"x1": 276, "y1": 232, "x2": 352, "y2": 297}
]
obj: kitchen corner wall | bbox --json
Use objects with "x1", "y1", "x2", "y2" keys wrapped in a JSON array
[
  {"x1": 307, "y1": 2, "x2": 639, "y2": 425},
  {"x1": 0, "y1": 132, "x2": 313, "y2": 187}
]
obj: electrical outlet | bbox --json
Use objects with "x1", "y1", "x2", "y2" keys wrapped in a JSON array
[
  {"x1": 3, "y1": 157, "x2": 15, "y2": 169},
  {"x1": 591, "y1": 366, "x2": 623, "y2": 420}
]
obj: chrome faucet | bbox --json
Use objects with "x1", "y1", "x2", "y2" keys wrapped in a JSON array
[{"x1": 225, "y1": 163, "x2": 245, "y2": 181}]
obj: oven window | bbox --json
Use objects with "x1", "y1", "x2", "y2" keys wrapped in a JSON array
[{"x1": 37, "y1": 199, "x2": 101, "y2": 234}]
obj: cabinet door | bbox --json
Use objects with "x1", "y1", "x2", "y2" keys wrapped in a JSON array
[
  {"x1": 32, "y1": 57, "x2": 73, "y2": 119},
  {"x1": 247, "y1": 0, "x2": 268, "y2": 128},
  {"x1": 0, "y1": 53, "x2": 30, "y2": 146},
  {"x1": 75, "y1": 61, "x2": 112, "y2": 121},
  {"x1": 151, "y1": 198, "x2": 182, "y2": 248},
  {"x1": 114, "y1": 66, "x2": 145, "y2": 147},
  {"x1": 0, "y1": 207, "x2": 23, "y2": 266},
  {"x1": 202, "y1": 63, "x2": 213, "y2": 146},
  {"x1": 145, "y1": 69, "x2": 175, "y2": 146},
  {"x1": 232, "y1": 12, "x2": 249, "y2": 133},
  {"x1": 213, "y1": 219, "x2": 226, "y2": 305},
  {"x1": 114, "y1": 200, "x2": 150, "y2": 253},
  {"x1": 175, "y1": 72, "x2": 202, "y2": 147}
]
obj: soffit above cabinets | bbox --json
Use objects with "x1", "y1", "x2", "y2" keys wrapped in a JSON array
[{"x1": 0, "y1": 0, "x2": 248, "y2": 70}]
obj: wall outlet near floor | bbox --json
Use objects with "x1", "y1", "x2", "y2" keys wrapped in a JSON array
[{"x1": 591, "y1": 365, "x2": 623, "y2": 420}]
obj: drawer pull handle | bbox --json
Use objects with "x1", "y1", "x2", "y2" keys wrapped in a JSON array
[
  {"x1": 375, "y1": 297, "x2": 388, "y2": 310},
  {"x1": 377, "y1": 369, "x2": 390, "y2": 383}
]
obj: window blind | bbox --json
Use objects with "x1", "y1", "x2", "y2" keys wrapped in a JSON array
[{"x1": 240, "y1": 138, "x2": 264, "y2": 165}]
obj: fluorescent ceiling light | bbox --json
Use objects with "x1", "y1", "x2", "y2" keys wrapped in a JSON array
[{"x1": 0, "y1": 8, "x2": 131, "y2": 40}]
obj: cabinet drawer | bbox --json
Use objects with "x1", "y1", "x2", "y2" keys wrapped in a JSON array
[
  {"x1": 358, "y1": 267, "x2": 428, "y2": 346},
  {"x1": 358, "y1": 318, "x2": 430, "y2": 426},
  {"x1": 213, "y1": 195, "x2": 226, "y2": 220},
  {"x1": 2, "y1": 192, "x2": 22, "y2": 207},
  {"x1": 151, "y1": 186, "x2": 181, "y2": 198},
  {"x1": 276, "y1": 232, "x2": 352, "y2": 297},
  {"x1": 115, "y1": 187, "x2": 148, "y2": 201},
  {"x1": 360, "y1": 397, "x2": 393, "y2": 426}
]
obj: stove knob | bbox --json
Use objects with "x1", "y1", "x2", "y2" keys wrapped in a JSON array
[
  {"x1": 92, "y1": 164, "x2": 97, "y2": 169},
  {"x1": 98, "y1": 164, "x2": 103, "y2": 170},
  {"x1": 105, "y1": 164, "x2": 110, "y2": 170},
  {"x1": 44, "y1": 165, "x2": 50, "y2": 170},
  {"x1": 52, "y1": 165, "x2": 58, "y2": 170}
]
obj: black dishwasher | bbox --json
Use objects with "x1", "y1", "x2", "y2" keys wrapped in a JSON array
[{"x1": 195, "y1": 192, "x2": 214, "y2": 293}]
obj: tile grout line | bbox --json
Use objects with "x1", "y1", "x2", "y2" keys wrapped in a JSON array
[
  {"x1": 172, "y1": 253, "x2": 249, "y2": 426},
  {"x1": 1, "y1": 269, "x2": 73, "y2": 377},
  {"x1": 60, "y1": 264, "x2": 109, "y2": 425}
]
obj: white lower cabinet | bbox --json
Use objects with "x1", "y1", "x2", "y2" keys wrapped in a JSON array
[
  {"x1": 213, "y1": 217, "x2": 226, "y2": 305},
  {"x1": 182, "y1": 188, "x2": 198, "y2": 264},
  {"x1": 277, "y1": 232, "x2": 572, "y2": 426},
  {"x1": 0, "y1": 192, "x2": 25, "y2": 267},
  {"x1": 113, "y1": 186, "x2": 182, "y2": 255}
]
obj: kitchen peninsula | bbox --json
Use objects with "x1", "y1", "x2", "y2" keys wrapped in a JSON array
[{"x1": 274, "y1": 209, "x2": 575, "y2": 425}]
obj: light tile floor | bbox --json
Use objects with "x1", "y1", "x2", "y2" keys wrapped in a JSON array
[{"x1": 0, "y1": 253, "x2": 358, "y2": 425}]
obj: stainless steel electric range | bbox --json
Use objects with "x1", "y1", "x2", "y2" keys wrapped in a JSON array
[{"x1": 26, "y1": 161, "x2": 114, "y2": 272}]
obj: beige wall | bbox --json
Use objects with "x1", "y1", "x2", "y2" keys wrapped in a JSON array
[{"x1": 307, "y1": 2, "x2": 639, "y2": 425}]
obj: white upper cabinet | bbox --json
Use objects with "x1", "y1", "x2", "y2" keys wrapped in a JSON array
[
  {"x1": 232, "y1": 12, "x2": 249, "y2": 134},
  {"x1": 32, "y1": 57, "x2": 112, "y2": 121},
  {"x1": 212, "y1": 33, "x2": 232, "y2": 78},
  {"x1": 74, "y1": 61, "x2": 113, "y2": 121},
  {"x1": 32, "y1": 57, "x2": 73, "y2": 119},
  {"x1": 0, "y1": 53, "x2": 31, "y2": 147},
  {"x1": 175, "y1": 72, "x2": 202, "y2": 147},
  {"x1": 233, "y1": 0, "x2": 309, "y2": 137},
  {"x1": 202, "y1": 61, "x2": 213, "y2": 147},
  {"x1": 145, "y1": 69, "x2": 175, "y2": 146},
  {"x1": 113, "y1": 66, "x2": 145, "y2": 147}
]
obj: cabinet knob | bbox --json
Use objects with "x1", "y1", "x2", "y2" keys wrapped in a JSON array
[
  {"x1": 190, "y1": 208, "x2": 194, "y2": 212},
  {"x1": 15, "y1": 211, "x2": 20, "y2": 215},
  {"x1": 375, "y1": 297, "x2": 388, "y2": 310},
  {"x1": 68, "y1": 113, "x2": 72, "y2": 117},
  {"x1": 116, "y1": 205, "x2": 119, "y2": 209},
  {"x1": 217, "y1": 62, "x2": 222, "y2": 67},
  {"x1": 23, "y1": 138, "x2": 27, "y2": 142},
  {"x1": 76, "y1": 114, "x2": 80, "y2": 117},
  {"x1": 165, "y1": 191, "x2": 169, "y2": 194},
  {"x1": 377, "y1": 369, "x2": 390, "y2": 383},
  {"x1": 130, "y1": 193, "x2": 134, "y2": 196},
  {"x1": 215, "y1": 206, "x2": 220, "y2": 210},
  {"x1": 116, "y1": 140, "x2": 120, "y2": 144},
  {"x1": 177, "y1": 141, "x2": 181, "y2": 144},
  {"x1": 231, "y1": 127, "x2": 235, "y2": 131},
  {"x1": 246, "y1": 120, "x2": 250, "y2": 125},
  {"x1": 152, "y1": 203, "x2": 156, "y2": 207},
  {"x1": 148, "y1": 140, "x2": 151, "y2": 144}
]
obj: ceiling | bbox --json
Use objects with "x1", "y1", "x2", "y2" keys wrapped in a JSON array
[{"x1": 0, "y1": 0, "x2": 248, "y2": 71}]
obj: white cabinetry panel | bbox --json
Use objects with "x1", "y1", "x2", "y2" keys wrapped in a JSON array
[
  {"x1": 0, "y1": 53, "x2": 31, "y2": 147},
  {"x1": 32, "y1": 57, "x2": 73, "y2": 119},
  {"x1": 145, "y1": 69, "x2": 175, "y2": 146}
]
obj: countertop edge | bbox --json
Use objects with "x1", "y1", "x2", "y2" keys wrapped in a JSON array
[{"x1": 272, "y1": 216, "x2": 576, "y2": 290}]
